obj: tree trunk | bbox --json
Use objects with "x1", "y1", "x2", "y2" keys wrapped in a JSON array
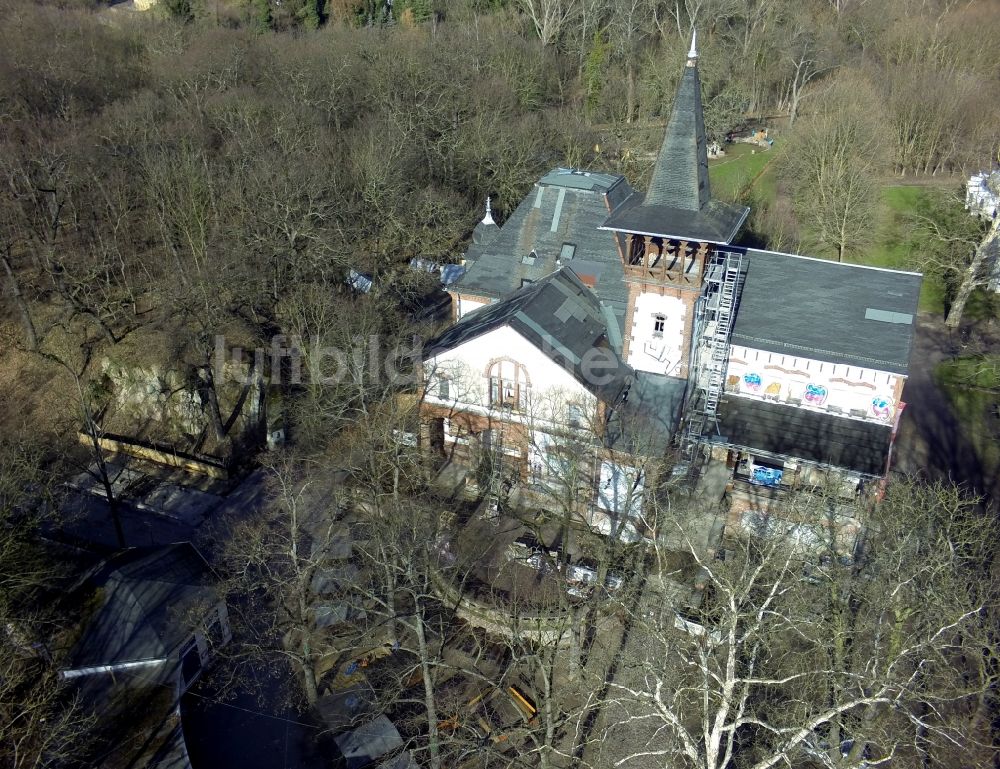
[
  {"x1": 414, "y1": 603, "x2": 442, "y2": 769},
  {"x1": 945, "y1": 218, "x2": 1000, "y2": 329},
  {"x1": 626, "y1": 63, "x2": 637, "y2": 124},
  {"x1": 1, "y1": 253, "x2": 38, "y2": 351},
  {"x1": 200, "y1": 362, "x2": 228, "y2": 442},
  {"x1": 81, "y1": 396, "x2": 126, "y2": 549},
  {"x1": 299, "y1": 640, "x2": 319, "y2": 705}
]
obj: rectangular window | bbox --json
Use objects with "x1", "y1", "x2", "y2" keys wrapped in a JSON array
[
  {"x1": 567, "y1": 404, "x2": 584, "y2": 428},
  {"x1": 653, "y1": 314, "x2": 666, "y2": 335},
  {"x1": 437, "y1": 376, "x2": 450, "y2": 400},
  {"x1": 490, "y1": 376, "x2": 500, "y2": 405},
  {"x1": 560, "y1": 243, "x2": 576, "y2": 261}
]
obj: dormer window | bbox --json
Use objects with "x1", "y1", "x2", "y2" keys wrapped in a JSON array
[
  {"x1": 522, "y1": 250, "x2": 538, "y2": 266},
  {"x1": 560, "y1": 243, "x2": 576, "y2": 261},
  {"x1": 653, "y1": 314, "x2": 666, "y2": 336}
]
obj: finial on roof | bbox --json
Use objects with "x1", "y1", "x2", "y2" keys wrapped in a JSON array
[
  {"x1": 687, "y1": 29, "x2": 697, "y2": 66},
  {"x1": 482, "y1": 196, "x2": 495, "y2": 226}
]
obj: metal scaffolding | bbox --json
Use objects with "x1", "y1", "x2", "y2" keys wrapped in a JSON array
[{"x1": 685, "y1": 248, "x2": 745, "y2": 444}]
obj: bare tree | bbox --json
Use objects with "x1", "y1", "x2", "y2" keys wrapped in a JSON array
[
  {"x1": 782, "y1": 79, "x2": 885, "y2": 262},
  {"x1": 601, "y1": 478, "x2": 998, "y2": 769},
  {"x1": 0, "y1": 437, "x2": 95, "y2": 769},
  {"x1": 517, "y1": 0, "x2": 582, "y2": 46},
  {"x1": 214, "y1": 452, "x2": 351, "y2": 707},
  {"x1": 909, "y1": 186, "x2": 1000, "y2": 329}
]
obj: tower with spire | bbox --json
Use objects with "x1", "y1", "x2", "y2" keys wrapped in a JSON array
[{"x1": 600, "y1": 32, "x2": 748, "y2": 381}]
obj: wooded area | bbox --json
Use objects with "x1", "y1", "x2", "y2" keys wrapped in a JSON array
[{"x1": 1, "y1": 0, "x2": 1000, "y2": 767}]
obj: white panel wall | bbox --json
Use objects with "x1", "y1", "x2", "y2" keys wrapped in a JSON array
[
  {"x1": 627, "y1": 293, "x2": 686, "y2": 376},
  {"x1": 725, "y1": 345, "x2": 901, "y2": 423},
  {"x1": 456, "y1": 296, "x2": 489, "y2": 319}
]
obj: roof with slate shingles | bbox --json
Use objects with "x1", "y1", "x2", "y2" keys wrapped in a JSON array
[
  {"x1": 605, "y1": 372, "x2": 687, "y2": 455},
  {"x1": 457, "y1": 169, "x2": 632, "y2": 351},
  {"x1": 731, "y1": 250, "x2": 923, "y2": 375},
  {"x1": 716, "y1": 397, "x2": 893, "y2": 476},
  {"x1": 647, "y1": 60, "x2": 710, "y2": 211},
  {"x1": 427, "y1": 268, "x2": 633, "y2": 405}
]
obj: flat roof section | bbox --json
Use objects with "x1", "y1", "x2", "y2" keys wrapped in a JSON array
[
  {"x1": 715, "y1": 397, "x2": 893, "y2": 477},
  {"x1": 539, "y1": 167, "x2": 624, "y2": 193}
]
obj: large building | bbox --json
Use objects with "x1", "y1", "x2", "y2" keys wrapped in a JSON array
[{"x1": 419, "y1": 38, "x2": 921, "y2": 544}]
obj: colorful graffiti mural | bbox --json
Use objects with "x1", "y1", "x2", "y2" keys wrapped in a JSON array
[
  {"x1": 871, "y1": 396, "x2": 893, "y2": 421},
  {"x1": 750, "y1": 466, "x2": 783, "y2": 487},
  {"x1": 743, "y1": 372, "x2": 763, "y2": 393},
  {"x1": 804, "y1": 383, "x2": 828, "y2": 406}
]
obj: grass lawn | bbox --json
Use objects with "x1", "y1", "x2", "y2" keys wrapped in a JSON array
[
  {"x1": 843, "y1": 185, "x2": 947, "y2": 313},
  {"x1": 935, "y1": 355, "x2": 1000, "y2": 483},
  {"x1": 709, "y1": 146, "x2": 967, "y2": 317},
  {"x1": 708, "y1": 140, "x2": 782, "y2": 204}
]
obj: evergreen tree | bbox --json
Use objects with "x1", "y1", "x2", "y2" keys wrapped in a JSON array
[
  {"x1": 301, "y1": 0, "x2": 323, "y2": 29},
  {"x1": 584, "y1": 31, "x2": 608, "y2": 119}
]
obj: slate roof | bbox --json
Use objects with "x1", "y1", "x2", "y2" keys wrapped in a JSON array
[
  {"x1": 69, "y1": 543, "x2": 215, "y2": 668},
  {"x1": 716, "y1": 397, "x2": 893, "y2": 476},
  {"x1": 426, "y1": 268, "x2": 633, "y2": 404},
  {"x1": 600, "y1": 58, "x2": 748, "y2": 244},
  {"x1": 605, "y1": 372, "x2": 687, "y2": 455},
  {"x1": 648, "y1": 61, "x2": 710, "y2": 211},
  {"x1": 731, "y1": 250, "x2": 923, "y2": 375},
  {"x1": 457, "y1": 168, "x2": 633, "y2": 351},
  {"x1": 601, "y1": 196, "x2": 749, "y2": 244}
]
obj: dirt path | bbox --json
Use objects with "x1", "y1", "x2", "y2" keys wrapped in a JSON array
[{"x1": 894, "y1": 314, "x2": 995, "y2": 501}]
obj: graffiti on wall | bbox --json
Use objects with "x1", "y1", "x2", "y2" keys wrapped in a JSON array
[
  {"x1": 870, "y1": 395, "x2": 893, "y2": 421},
  {"x1": 803, "y1": 383, "x2": 828, "y2": 406}
]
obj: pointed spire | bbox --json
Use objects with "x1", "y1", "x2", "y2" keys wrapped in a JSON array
[
  {"x1": 472, "y1": 194, "x2": 500, "y2": 246},
  {"x1": 645, "y1": 35, "x2": 710, "y2": 211},
  {"x1": 687, "y1": 29, "x2": 697, "y2": 65}
]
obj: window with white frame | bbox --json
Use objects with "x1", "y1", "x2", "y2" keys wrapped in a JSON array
[{"x1": 487, "y1": 359, "x2": 530, "y2": 411}]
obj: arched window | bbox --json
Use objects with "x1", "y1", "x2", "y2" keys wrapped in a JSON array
[{"x1": 486, "y1": 359, "x2": 530, "y2": 411}]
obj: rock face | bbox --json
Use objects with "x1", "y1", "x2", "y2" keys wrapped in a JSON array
[{"x1": 98, "y1": 358, "x2": 263, "y2": 446}]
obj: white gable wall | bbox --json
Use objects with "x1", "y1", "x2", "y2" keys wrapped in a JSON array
[
  {"x1": 424, "y1": 325, "x2": 597, "y2": 427},
  {"x1": 627, "y1": 293, "x2": 686, "y2": 376},
  {"x1": 456, "y1": 296, "x2": 490, "y2": 319}
]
